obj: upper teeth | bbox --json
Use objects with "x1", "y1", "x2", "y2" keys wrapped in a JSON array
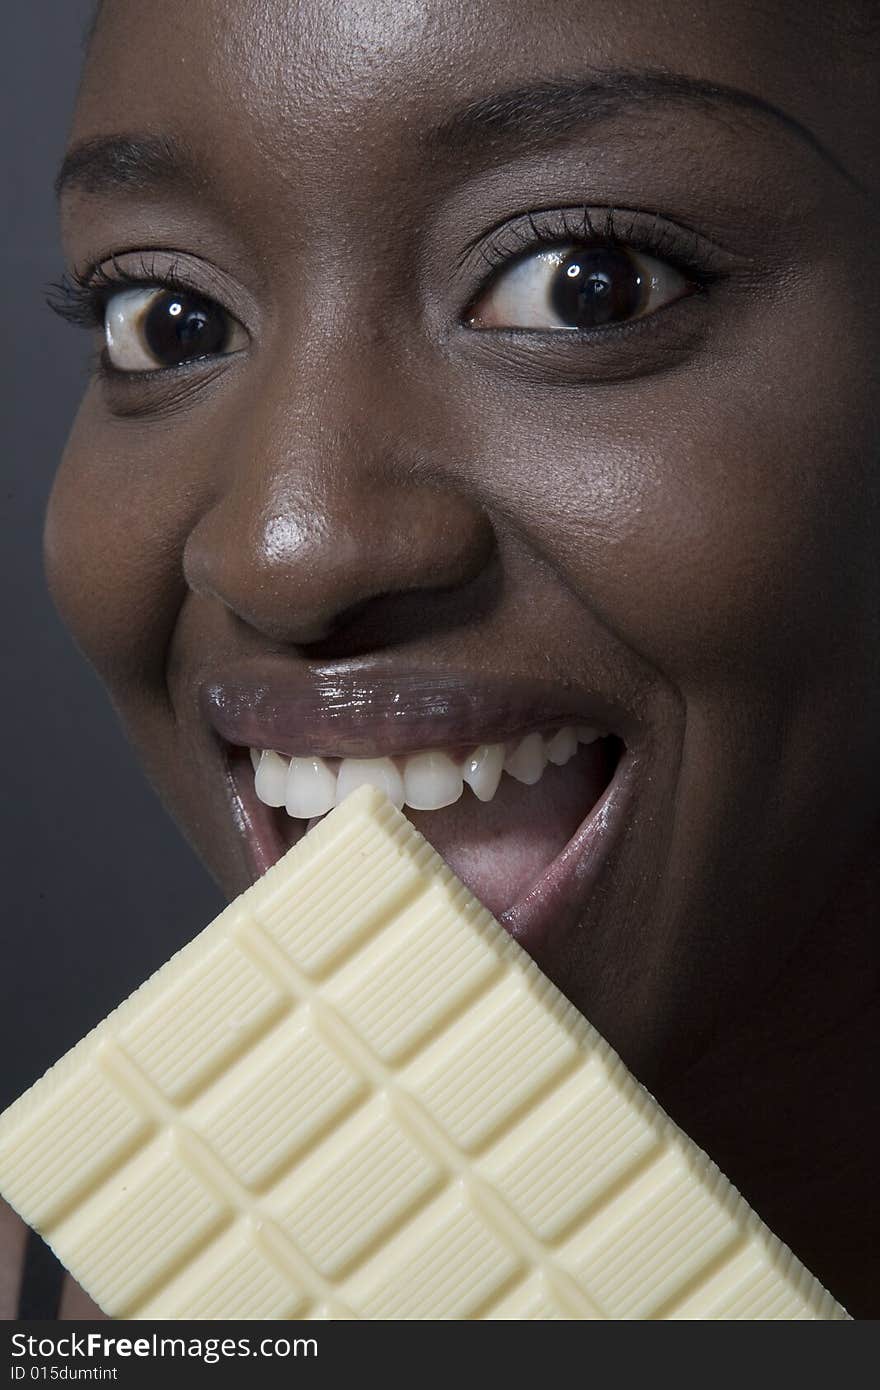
[{"x1": 250, "y1": 724, "x2": 600, "y2": 820}]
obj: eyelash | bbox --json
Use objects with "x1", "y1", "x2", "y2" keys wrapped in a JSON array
[
  {"x1": 46, "y1": 251, "x2": 193, "y2": 331},
  {"x1": 45, "y1": 206, "x2": 721, "y2": 359},
  {"x1": 470, "y1": 205, "x2": 722, "y2": 292},
  {"x1": 47, "y1": 252, "x2": 229, "y2": 383}
]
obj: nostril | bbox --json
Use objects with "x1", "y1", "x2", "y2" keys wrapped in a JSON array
[
  {"x1": 298, "y1": 557, "x2": 503, "y2": 661},
  {"x1": 182, "y1": 482, "x2": 499, "y2": 652}
]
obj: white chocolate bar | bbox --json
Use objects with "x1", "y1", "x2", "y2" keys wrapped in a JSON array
[{"x1": 0, "y1": 788, "x2": 848, "y2": 1319}]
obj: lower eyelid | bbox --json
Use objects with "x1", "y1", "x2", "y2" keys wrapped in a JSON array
[
  {"x1": 102, "y1": 288, "x2": 248, "y2": 375},
  {"x1": 98, "y1": 344, "x2": 246, "y2": 383},
  {"x1": 467, "y1": 243, "x2": 692, "y2": 333},
  {"x1": 455, "y1": 288, "x2": 711, "y2": 385}
]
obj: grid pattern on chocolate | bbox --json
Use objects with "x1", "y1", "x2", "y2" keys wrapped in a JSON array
[{"x1": 0, "y1": 790, "x2": 849, "y2": 1320}]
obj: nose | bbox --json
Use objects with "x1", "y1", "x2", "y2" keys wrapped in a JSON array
[{"x1": 183, "y1": 388, "x2": 496, "y2": 649}]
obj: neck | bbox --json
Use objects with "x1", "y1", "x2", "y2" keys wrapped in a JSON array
[{"x1": 658, "y1": 825, "x2": 880, "y2": 1318}]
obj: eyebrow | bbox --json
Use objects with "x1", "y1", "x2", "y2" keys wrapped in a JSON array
[
  {"x1": 433, "y1": 70, "x2": 860, "y2": 190},
  {"x1": 54, "y1": 132, "x2": 198, "y2": 200},
  {"x1": 55, "y1": 68, "x2": 860, "y2": 202}
]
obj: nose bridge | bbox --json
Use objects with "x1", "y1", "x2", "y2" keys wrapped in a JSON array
[{"x1": 183, "y1": 346, "x2": 494, "y2": 645}]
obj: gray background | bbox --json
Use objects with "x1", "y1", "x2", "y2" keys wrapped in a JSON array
[{"x1": 1, "y1": 4, "x2": 224, "y2": 1110}]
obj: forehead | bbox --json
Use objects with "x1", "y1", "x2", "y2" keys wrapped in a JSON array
[
  {"x1": 63, "y1": 0, "x2": 873, "y2": 276},
  {"x1": 76, "y1": 0, "x2": 863, "y2": 171}
]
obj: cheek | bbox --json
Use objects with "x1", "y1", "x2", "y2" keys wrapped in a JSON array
[
  {"x1": 42, "y1": 406, "x2": 194, "y2": 690},
  {"x1": 473, "y1": 346, "x2": 876, "y2": 698},
  {"x1": 632, "y1": 353, "x2": 875, "y2": 694}
]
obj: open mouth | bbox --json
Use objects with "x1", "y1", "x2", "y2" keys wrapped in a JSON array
[{"x1": 202, "y1": 666, "x2": 637, "y2": 961}]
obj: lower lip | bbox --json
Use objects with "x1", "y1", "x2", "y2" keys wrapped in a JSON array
[
  {"x1": 222, "y1": 740, "x2": 636, "y2": 964},
  {"x1": 500, "y1": 745, "x2": 637, "y2": 956}
]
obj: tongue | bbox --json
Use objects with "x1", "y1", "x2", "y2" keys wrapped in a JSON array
[{"x1": 405, "y1": 742, "x2": 610, "y2": 917}]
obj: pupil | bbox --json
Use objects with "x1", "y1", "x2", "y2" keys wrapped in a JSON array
[
  {"x1": 550, "y1": 247, "x2": 646, "y2": 328},
  {"x1": 143, "y1": 290, "x2": 227, "y2": 365}
]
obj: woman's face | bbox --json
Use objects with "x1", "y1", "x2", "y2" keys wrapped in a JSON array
[{"x1": 47, "y1": 0, "x2": 877, "y2": 1098}]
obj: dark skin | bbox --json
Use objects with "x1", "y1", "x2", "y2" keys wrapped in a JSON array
[{"x1": 3, "y1": 0, "x2": 877, "y2": 1318}]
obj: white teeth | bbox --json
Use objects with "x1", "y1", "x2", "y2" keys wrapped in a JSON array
[
  {"x1": 503, "y1": 731, "x2": 547, "y2": 785},
  {"x1": 286, "y1": 756, "x2": 337, "y2": 819},
  {"x1": 249, "y1": 722, "x2": 602, "y2": 821},
  {"x1": 336, "y1": 756, "x2": 405, "y2": 809},
  {"x1": 546, "y1": 726, "x2": 578, "y2": 766},
  {"x1": 254, "y1": 749, "x2": 288, "y2": 807},
  {"x1": 462, "y1": 743, "x2": 505, "y2": 802},
  {"x1": 403, "y1": 751, "x2": 464, "y2": 811}
]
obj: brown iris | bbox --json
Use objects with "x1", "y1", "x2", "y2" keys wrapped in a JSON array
[
  {"x1": 141, "y1": 289, "x2": 229, "y2": 366},
  {"x1": 549, "y1": 247, "x2": 647, "y2": 328}
]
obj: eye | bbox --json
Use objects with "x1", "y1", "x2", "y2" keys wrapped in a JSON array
[
  {"x1": 468, "y1": 243, "x2": 691, "y2": 331},
  {"x1": 104, "y1": 285, "x2": 247, "y2": 372}
]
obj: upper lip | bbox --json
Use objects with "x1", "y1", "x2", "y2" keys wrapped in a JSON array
[{"x1": 198, "y1": 658, "x2": 643, "y2": 757}]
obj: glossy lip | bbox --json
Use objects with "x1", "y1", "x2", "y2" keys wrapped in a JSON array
[
  {"x1": 500, "y1": 743, "x2": 640, "y2": 955},
  {"x1": 199, "y1": 660, "x2": 644, "y2": 756},
  {"x1": 201, "y1": 660, "x2": 645, "y2": 960}
]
